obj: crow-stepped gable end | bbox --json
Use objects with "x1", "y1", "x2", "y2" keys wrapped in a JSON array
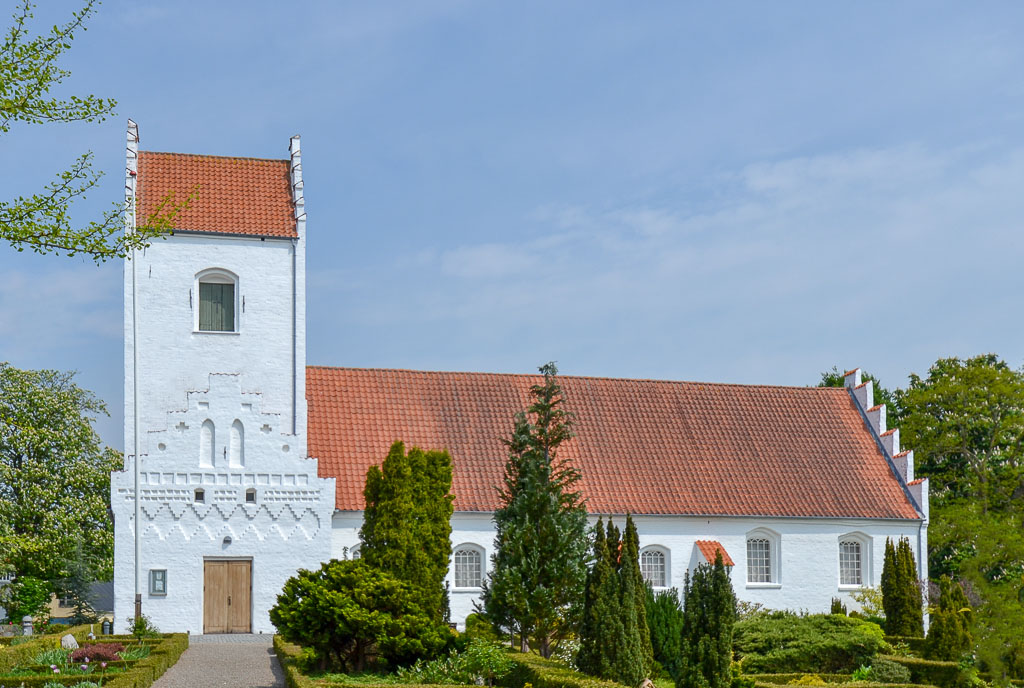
[{"x1": 113, "y1": 126, "x2": 929, "y2": 634}]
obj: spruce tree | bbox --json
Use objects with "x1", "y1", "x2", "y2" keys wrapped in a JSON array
[
  {"x1": 621, "y1": 516, "x2": 654, "y2": 680},
  {"x1": 676, "y1": 552, "x2": 737, "y2": 688},
  {"x1": 480, "y1": 363, "x2": 588, "y2": 657},
  {"x1": 881, "y1": 538, "x2": 897, "y2": 623},
  {"x1": 361, "y1": 440, "x2": 454, "y2": 621},
  {"x1": 927, "y1": 576, "x2": 973, "y2": 660}
]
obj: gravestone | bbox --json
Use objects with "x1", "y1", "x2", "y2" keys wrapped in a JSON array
[{"x1": 61, "y1": 633, "x2": 79, "y2": 649}]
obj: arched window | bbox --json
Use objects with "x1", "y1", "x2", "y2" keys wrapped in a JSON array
[
  {"x1": 838, "y1": 533, "x2": 872, "y2": 587},
  {"x1": 349, "y1": 545, "x2": 361, "y2": 560},
  {"x1": 640, "y1": 547, "x2": 668, "y2": 587},
  {"x1": 453, "y1": 545, "x2": 484, "y2": 588},
  {"x1": 200, "y1": 420, "x2": 215, "y2": 468},
  {"x1": 195, "y1": 269, "x2": 238, "y2": 332},
  {"x1": 229, "y1": 420, "x2": 244, "y2": 468},
  {"x1": 746, "y1": 529, "x2": 780, "y2": 584}
]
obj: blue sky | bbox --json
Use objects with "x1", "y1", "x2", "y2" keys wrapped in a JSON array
[{"x1": 3, "y1": 1, "x2": 1024, "y2": 450}]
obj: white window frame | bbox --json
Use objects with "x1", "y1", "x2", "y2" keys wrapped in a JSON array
[
  {"x1": 194, "y1": 268, "x2": 240, "y2": 334},
  {"x1": 745, "y1": 528, "x2": 781, "y2": 587},
  {"x1": 149, "y1": 569, "x2": 167, "y2": 596},
  {"x1": 452, "y1": 544, "x2": 485, "y2": 590},
  {"x1": 838, "y1": 532, "x2": 872, "y2": 589},
  {"x1": 640, "y1": 546, "x2": 669, "y2": 588},
  {"x1": 349, "y1": 545, "x2": 361, "y2": 560}
]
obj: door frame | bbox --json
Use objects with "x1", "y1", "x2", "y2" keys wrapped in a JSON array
[{"x1": 202, "y1": 557, "x2": 253, "y2": 634}]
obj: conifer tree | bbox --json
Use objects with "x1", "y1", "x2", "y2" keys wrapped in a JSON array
[
  {"x1": 480, "y1": 363, "x2": 588, "y2": 657},
  {"x1": 578, "y1": 518, "x2": 623, "y2": 678},
  {"x1": 676, "y1": 552, "x2": 736, "y2": 688},
  {"x1": 926, "y1": 576, "x2": 973, "y2": 660},
  {"x1": 881, "y1": 537, "x2": 924, "y2": 636},
  {"x1": 620, "y1": 516, "x2": 654, "y2": 680},
  {"x1": 646, "y1": 586, "x2": 684, "y2": 680},
  {"x1": 361, "y1": 440, "x2": 454, "y2": 621}
]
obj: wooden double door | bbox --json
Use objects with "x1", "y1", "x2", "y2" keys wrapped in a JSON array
[{"x1": 203, "y1": 560, "x2": 251, "y2": 634}]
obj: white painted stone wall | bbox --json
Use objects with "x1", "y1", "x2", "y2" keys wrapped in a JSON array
[
  {"x1": 333, "y1": 511, "x2": 926, "y2": 628},
  {"x1": 112, "y1": 374, "x2": 334, "y2": 633},
  {"x1": 115, "y1": 128, "x2": 328, "y2": 633}
]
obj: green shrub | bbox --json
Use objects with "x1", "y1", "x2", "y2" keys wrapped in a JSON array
[
  {"x1": 734, "y1": 612, "x2": 886, "y2": 673},
  {"x1": 465, "y1": 614, "x2": 502, "y2": 644},
  {"x1": 270, "y1": 559, "x2": 453, "y2": 672},
  {"x1": 926, "y1": 577, "x2": 972, "y2": 662},
  {"x1": 878, "y1": 655, "x2": 959, "y2": 688},
  {"x1": 870, "y1": 658, "x2": 911, "y2": 684},
  {"x1": 830, "y1": 599, "x2": 847, "y2": 616},
  {"x1": 851, "y1": 666, "x2": 871, "y2": 682},
  {"x1": 498, "y1": 650, "x2": 627, "y2": 688},
  {"x1": 645, "y1": 587, "x2": 684, "y2": 680},
  {"x1": 788, "y1": 675, "x2": 826, "y2": 685}
]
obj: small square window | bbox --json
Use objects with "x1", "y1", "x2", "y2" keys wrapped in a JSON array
[
  {"x1": 245, "y1": 488, "x2": 256, "y2": 503},
  {"x1": 149, "y1": 569, "x2": 167, "y2": 595},
  {"x1": 194, "y1": 488, "x2": 205, "y2": 503}
]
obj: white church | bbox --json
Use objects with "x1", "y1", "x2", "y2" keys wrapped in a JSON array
[{"x1": 111, "y1": 123, "x2": 929, "y2": 634}]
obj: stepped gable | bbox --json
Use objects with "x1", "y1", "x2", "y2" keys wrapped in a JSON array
[
  {"x1": 306, "y1": 367, "x2": 921, "y2": 520},
  {"x1": 136, "y1": 150, "x2": 296, "y2": 237}
]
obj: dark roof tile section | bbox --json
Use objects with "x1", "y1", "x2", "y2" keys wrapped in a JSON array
[
  {"x1": 306, "y1": 367, "x2": 921, "y2": 520},
  {"x1": 137, "y1": 151, "x2": 295, "y2": 237},
  {"x1": 695, "y1": 540, "x2": 735, "y2": 566}
]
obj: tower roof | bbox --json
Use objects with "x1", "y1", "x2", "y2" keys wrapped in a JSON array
[
  {"x1": 137, "y1": 151, "x2": 297, "y2": 238},
  {"x1": 306, "y1": 366, "x2": 922, "y2": 520}
]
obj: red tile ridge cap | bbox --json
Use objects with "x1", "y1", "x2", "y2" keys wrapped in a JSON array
[
  {"x1": 868, "y1": 404, "x2": 884, "y2": 412},
  {"x1": 907, "y1": 478, "x2": 926, "y2": 486},
  {"x1": 139, "y1": 149, "x2": 289, "y2": 164},
  {"x1": 843, "y1": 369, "x2": 859, "y2": 377},
  {"x1": 894, "y1": 450, "x2": 912, "y2": 458},
  {"x1": 307, "y1": 365, "x2": 853, "y2": 392},
  {"x1": 880, "y1": 428, "x2": 897, "y2": 436},
  {"x1": 695, "y1": 540, "x2": 735, "y2": 566},
  {"x1": 855, "y1": 381, "x2": 870, "y2": 389}
]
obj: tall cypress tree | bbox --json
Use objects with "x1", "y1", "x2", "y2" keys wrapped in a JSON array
[
  {"x1": 676, "y1": 552, "x2": 736, "y2": 688},
  {"x1": 480, "y1": 363, "x2": 588, "y2": 657},
  {"x1": 621, "y1": 516, "x2": 653, "y2": 680},
  {"x1": 578, "y1": 518, "x2": 623, "y2": 678},
  {"x1": 361, "y1": 440, "x2": 454, "y2": 621},
  {"x1": 881, "y1": 537, "x2": 924, "y2": 636}
]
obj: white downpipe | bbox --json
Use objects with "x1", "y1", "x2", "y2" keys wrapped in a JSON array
[{"x1": 126, "y1": 120, "x2": 142, "y2": 612}]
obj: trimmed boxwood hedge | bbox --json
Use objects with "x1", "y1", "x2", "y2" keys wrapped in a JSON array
[
  {"x1": 751, "y1": 682, "x2": 935, "y2": 688},
  {"x1": 743, "y1": 674, "x2": 854, "y2": 684},
  {"x1": 884, "y1": 637, "x2": 928, "y2": 656},
  {"x1": 878, "y1": 655, "x2": 959, "y2": 688},
  {"x1": 273, "y1": 636, "x2": 442, "y2": 688},
  {"x1": 498, "y1": 649, "x2": 628, "y2": 688},
  {"x1": 0, "y1": 624, "x2": 94, "y2": 674}
]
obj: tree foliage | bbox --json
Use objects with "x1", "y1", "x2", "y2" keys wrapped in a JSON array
[
  {"x1": 577, "y1": 516, "x2": 652, "y2": 685},
  {"x1": 1, "y1": 1, "x2": 191, "y2": 261},
  {"x1": 880, "y1": 537, "x2": 923, "y2": 637},
  {"x1": 480, "y1": 362, "x2": 588, "y2": 658},
  {"x1": 361, "y1": 440, "x2": 454, "y2": 622},
  {"x1": 676, "y1": 553, "x2": 736, "y2": 688},
  {"x1": 926, "y1": 576, "x2": 972, "y2": 661},
  {"x1": 269, "y1": 559, "x2": 453, "y2": 672},
  {"x1": 0, "y1": 363, "x2": 120, "y2": 584},
  {"x1": 646, "y1": 586, "x2": 684, "y2": 680}
]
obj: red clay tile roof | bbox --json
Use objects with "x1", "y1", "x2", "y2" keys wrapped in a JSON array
[
  {"x1": 137, "y1": 151, "x2": 296, "y2": 237},
  {"x1": 306, "y1": 367, "x2": 922, "y2": 520},
  {"x1": 907, "y1": 478, "x2": 926, "y2": 486},
  {"x1": 695, "y1": 540, "x2": 735, "y2": 566}
]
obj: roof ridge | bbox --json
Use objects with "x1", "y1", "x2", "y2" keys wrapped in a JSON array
[
  {"x1": 306, "y1": 365, "x2": 849, "y2": 392},
  {"x1": 139, "y1": 149, "x2": 289, "y2": 164}
]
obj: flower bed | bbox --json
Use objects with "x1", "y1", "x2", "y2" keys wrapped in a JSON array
[{"x1": 0, "y1": 632, "x2": 187, "y2": 688}]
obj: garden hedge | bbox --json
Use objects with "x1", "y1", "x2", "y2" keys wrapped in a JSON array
[
  {"x1": 743, "y1": 674, "x2": 854, "y2": 684},
  {"x1": 272, "y1": 636, "x2": 441, "y2": 688},
  {"x1": 498, "y1": 649, "x2": 628, "y2": 688},
  {"x1": 878, "y1": 655, "x2": 959, "y2": 688},
  {"x1": 751, "y1": 682, "x2": 934, "y2": 688}
]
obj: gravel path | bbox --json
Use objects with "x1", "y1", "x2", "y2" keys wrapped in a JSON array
[{"x1": 152, "y1": 634, "x2": 284, "y2": 688}]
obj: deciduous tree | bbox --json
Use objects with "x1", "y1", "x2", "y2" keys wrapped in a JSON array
[
  {"x1": 1, "y1": 1, "x2": 190, "y2": 261},
  {"x1": 480, "y1": 362, "x2": 588, "y2": 658},
  {"x1": 0, "y1": 363, "x2": 119, "y2": 584}
]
